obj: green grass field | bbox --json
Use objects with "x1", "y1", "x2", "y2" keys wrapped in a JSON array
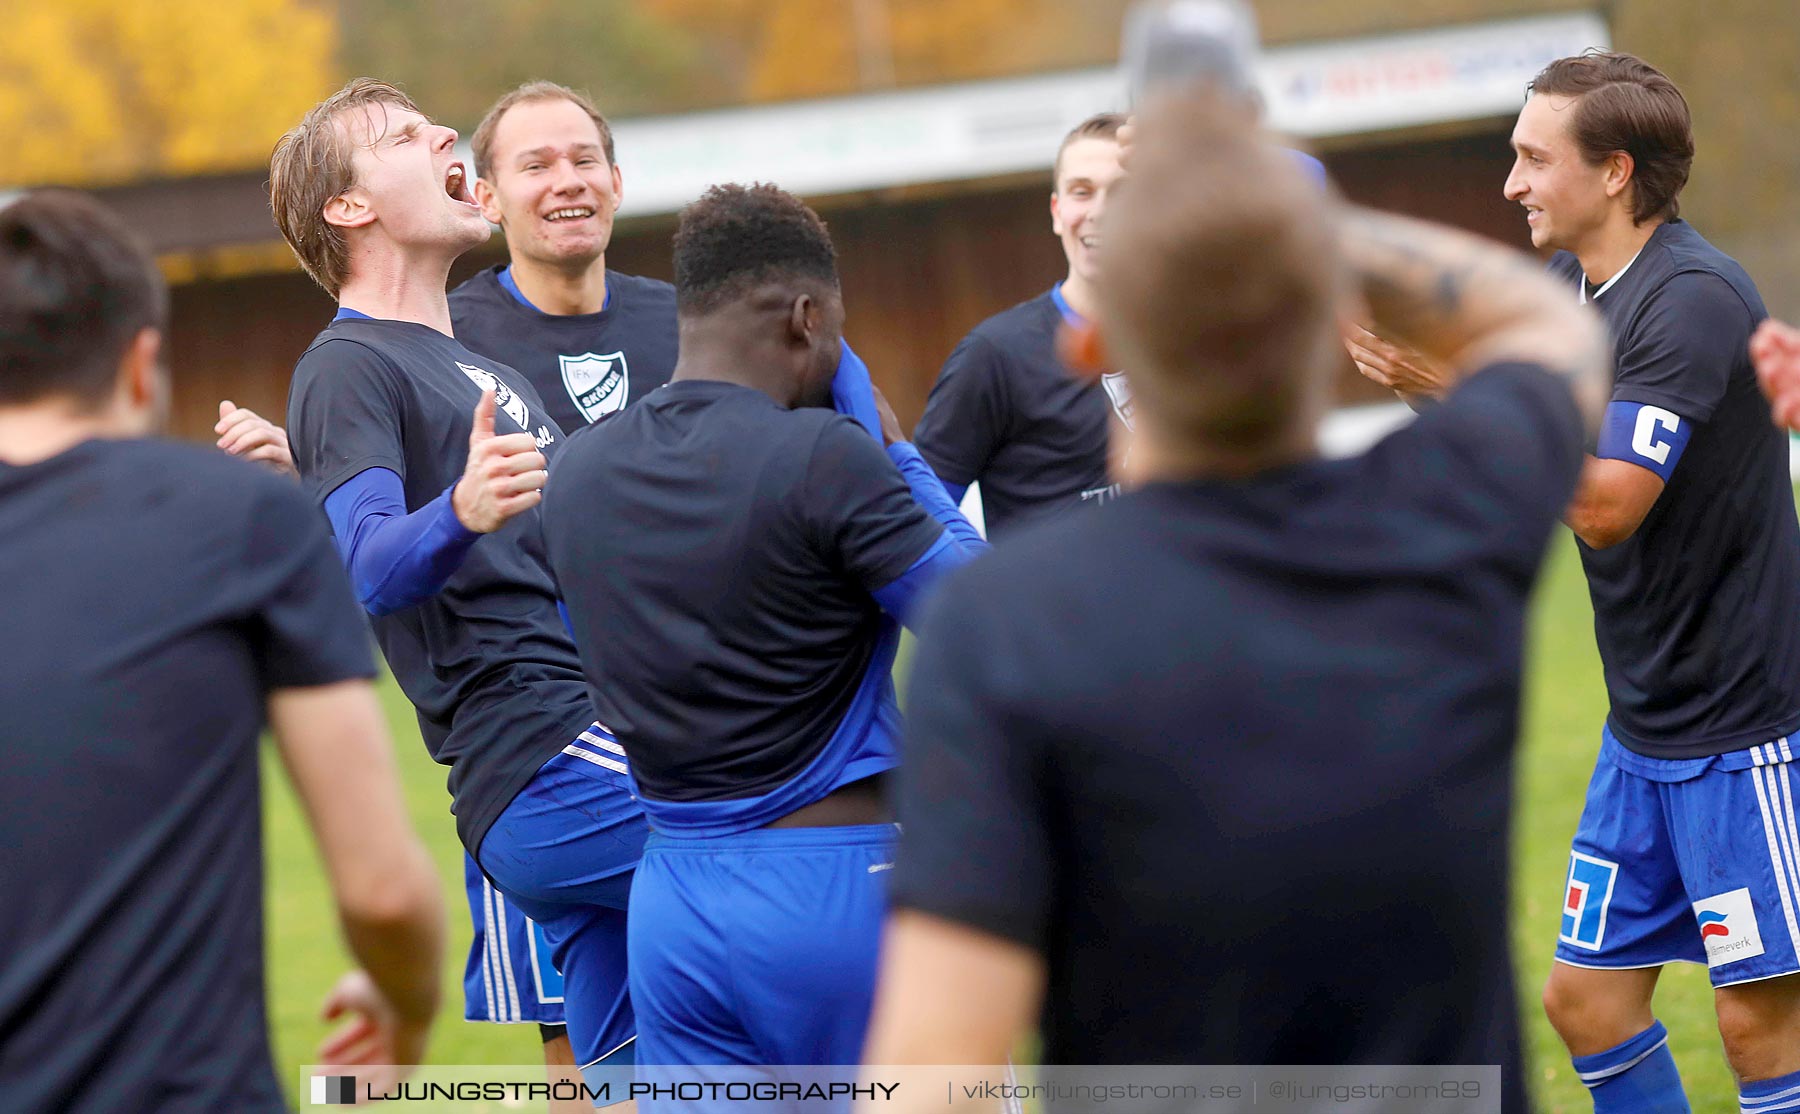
[{"x1": 263, "y1": 531, "x2": 1741, "y2": 1113}]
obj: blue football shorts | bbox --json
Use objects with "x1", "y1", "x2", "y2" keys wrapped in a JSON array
[
  {"x1": 628, "y1": 823, "x2": 896, "y2": 1078},
  {"x1": 478, "y1": 728, "x2": 649, "y2": 1074},
  {"x1": 1555, "y1": 726, "x2": 1800, "y2": 986},
  {"x1": 463, "y1": 852, "x2": 566, "y2": 1026}
]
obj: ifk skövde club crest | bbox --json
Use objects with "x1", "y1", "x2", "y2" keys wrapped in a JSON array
[{"x1": 560, "y1": 351, "x2": 630, "y2": 423}]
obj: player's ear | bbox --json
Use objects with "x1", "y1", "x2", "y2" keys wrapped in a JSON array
[
  {"x1": 1058, "y1": 318, "x2": 1108, "y2": 383},
  {"x1": 1603, "y1": 149, "x2": 1636, "y2": 202},
  {"x1": 116, "y1": 327, "x2": 168, "y2": 433},
  {"x1": 1050, "y1": 189, "x2": 1064, "y2": 236},
  {"x1": 323, "y1": 188, "x2": 377, "y2": 231},
  {"x1": 474, "y1": 177, "x2": 503, "y2": 225},
  {"x1": 609, "y1": 163, "x2": 624, "y2": 212}
]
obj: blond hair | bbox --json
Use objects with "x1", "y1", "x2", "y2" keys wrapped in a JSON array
[{"x1": 269, "y1": 78, "x2": 423, "y2": 297}]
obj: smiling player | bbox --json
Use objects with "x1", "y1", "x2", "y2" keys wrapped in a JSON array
[
  {"x1": 268, "y1": 79, "x2": 648, "y2": 1094},
  {"x1": 450, "y1": 82, "x2": 677, "y2": 435},
  {"x1": 912, "y1": 113, "x2": 1132, "y2": 537},
  {"x1": 1350, "y1": 53, "x2": 1800, "y2": 1113}
]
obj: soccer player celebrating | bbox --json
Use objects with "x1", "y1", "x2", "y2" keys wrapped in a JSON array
[
  {"x1": 912, "y1": 113, "x2": 1131, "y2": 536},
  {"x1": 0, "y1": 192, "x2": 444, "y2": 1112},
  {"x1": 219, "y1": 81, "x2": 678, "y2": 1080},
  {"x1": 1357, "y1": 52, "x2": 1800, "y2": 1113},
  {"x1": 864, "y1": 89, "x2": 1607, "y2": 1114},
  {"x1": 540, "y1": 183, "x2": 985, "y2": 1074},
  {"x1": 452, "y1": 81, "x2": 676, "y2": 433},
  {"x1": 267, "y1": 79, "x2": 647, "y2": 1090}
]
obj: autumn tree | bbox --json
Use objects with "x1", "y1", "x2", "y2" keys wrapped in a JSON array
[{"x1": 0, "y1": 0, "x2": 335, "y2": 188}]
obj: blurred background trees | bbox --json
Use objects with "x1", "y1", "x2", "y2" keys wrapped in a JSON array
[{"x1": 0, "y1": 0, "x2": 1132, "y2": 189}]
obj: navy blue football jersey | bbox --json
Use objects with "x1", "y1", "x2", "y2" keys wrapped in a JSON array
[
  {"x1": 894, "y1": 361, "x2": 1582, "y2": 1101},
  {"x1": 541, "y1": 379, "x2": 943, "y2": 833},
  {"x1": 914, "y1": 288, "x2": 1127, "y2": 537},
  {"x1": 0, "y1": 440, "x2": 374, "y2": 1112},
  {"x1": 1550, "y1": 220, "x2": 1800, "y2": 758},
  {"x1": 449, "y1": 266, "x2": 677, "y2": 435},
  {"x1": 286, "y1": 316, "x2": 592, "y2": 851}
]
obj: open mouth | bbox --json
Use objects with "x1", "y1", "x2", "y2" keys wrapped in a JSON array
[
  {"x1": 1078, "y1": 234, "x2": 1100, "y2": 250},
  {"x1": 545, "y1": 206, "x2": 597, "y2": 223},
  {"x1": 444, "y1": 163, "x2": 474, "y2": 205}
]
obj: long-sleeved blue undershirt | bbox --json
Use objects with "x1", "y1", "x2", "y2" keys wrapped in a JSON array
[
  {"x1": 323, "y1": 467, "x2": 481, "y2": 616},
  {"x1": 832, "y1": 341, "x2": 987, "y2": 627}
]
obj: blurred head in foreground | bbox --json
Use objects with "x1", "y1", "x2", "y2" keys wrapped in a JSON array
[
  {"x1": 1077, "y1": 92, "x2": 1344, "y2": 481},
  {"x1": 0, "y1": 191, "x2": 169, "y2": 438}
]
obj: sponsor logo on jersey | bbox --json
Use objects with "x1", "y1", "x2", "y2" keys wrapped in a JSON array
[
  {"x1": 1559, "y1": 851, "x2": 1619, "y2": 950},
  {"x1": 1692, "y1": 888, "x2": 1765, "y2": 967},
  {"x1": 455, "y1": 362, "x2": 531, "y2": 429},
  {"x1": 560, "y1": 351, "x2": 630, "y2": 424},
  {"x1": 1100, "y1": 370, "x2": 1135, "y2": 431}
]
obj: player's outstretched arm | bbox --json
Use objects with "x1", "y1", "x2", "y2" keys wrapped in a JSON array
[
  {"x1": 1340, "y1": 207, "x2": 1610, "y2": 435},
  {"x1": 270, "y1": 679, "x2": 444, "y2": 1081},
  {"x1": 1752, "y1": 317, "x2": 1800, "y2": 430},
  {"x1": 216, "y1": 400, "x2": 297, "y2": 477}
]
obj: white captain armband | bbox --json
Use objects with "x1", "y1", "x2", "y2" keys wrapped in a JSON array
[{"x1": 1595, "y1": 401, "x2": 1693, "y2": 482}]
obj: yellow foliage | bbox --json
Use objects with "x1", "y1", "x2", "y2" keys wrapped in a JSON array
[
  {"x1": 0, "y1": 0, "x2": 337, "y2": 189},
  {"x1": 643, "y1": 0, "x2": 1076, "y2": 102}
]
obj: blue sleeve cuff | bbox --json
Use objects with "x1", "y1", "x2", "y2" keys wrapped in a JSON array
[
  {"x1": 1595, "y1": 400, "x2": 1692, "y2": 483},
  {"x1": 887, "y1": 441, "x2": 986, "y2": 550},
  {"x1": 871, "y1": 533, "x2": 975, "y2": 629}
]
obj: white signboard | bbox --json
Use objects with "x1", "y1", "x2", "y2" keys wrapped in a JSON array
[{"x1": 461, "y1": 11, "x2": 1609, "y2": 218}]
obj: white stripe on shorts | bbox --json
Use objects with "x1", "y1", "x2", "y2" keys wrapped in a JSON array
[
  {"x1": 492, "y1": 884, "x2": 524, "y2": 1021},
  {"x1": 563, "y1": 743, "x2": 629, "y2": 775},
  {"x1": 578, "y1": 729, "x2": 627, "y2": 757},
  {"x1": 1749, "y1": 757, "x2": 1800, "y2": 959},
  {"x1": 481, "y1": 876, "x2": 504, "y2": 1021}
]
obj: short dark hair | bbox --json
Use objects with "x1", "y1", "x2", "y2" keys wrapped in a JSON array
[
  {"x1": 1054, "y1": 112, "x2": 1126, "y2": 186},
  {"x1": 0, "y1": 191, "x2": 168, "y2": 409},
  {"x1": 1528, "y1": 52, "x2": 1694, "y2": 224},
  {"x1": 672, "y1": 183, "x2": 838, "y2": 315},
  {"x1": 471, "y1": 81, "x2": 616, "y2": 181}
]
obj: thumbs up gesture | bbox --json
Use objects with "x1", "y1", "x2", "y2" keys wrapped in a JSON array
[{"x1": 452, "y1": 390, "x2": 548, "y2": 533}]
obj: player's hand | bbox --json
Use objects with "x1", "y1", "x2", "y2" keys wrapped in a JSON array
[
  {"x1": 215, "y1": 400, "x2": 297, "y2": 478},
  {"x1": 1343, "y1": 323, "x2": 1450, "y2": 400},
  {"x1": 316, "y1": 969, "x2": 430, "y2": 1102},
  {"x1": 871, "y1": 385, "x2": 905, "y2": 447},
  {"x1": 1751, "y1": 318, "x2": 1800, "y2": 431},
  {"x1": 453, "y1": 390, "x2": 547, "y2": 534}
]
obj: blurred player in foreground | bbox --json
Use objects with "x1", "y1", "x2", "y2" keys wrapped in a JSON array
[
  {"x1": 864, "y1": 90, "x2": 1607, "y2": 1114},
  {"x1": 0, "y1": 191, "x2": 443, "y2": 1112},
  {"x1": 1355, "y1": 53, "x2": 1800, "y2": 1113},
  {"x1": 541, "y1": 184, "x2": 984, "y2": 1079},
  {"x1": 268, "y1": 78, "x2": 646, "y2": 1095}
]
